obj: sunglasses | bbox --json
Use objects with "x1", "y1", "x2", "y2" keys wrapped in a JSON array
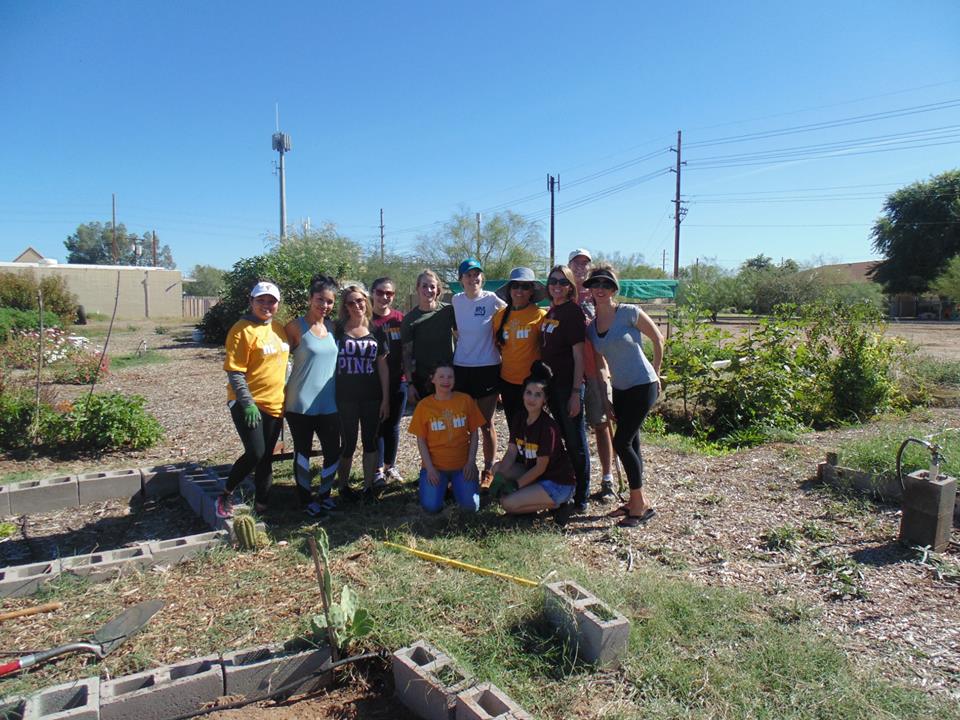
[
  {"x1": 547, "y1": 277, "x2": 571, "y2": 286},
  {"x1": 511, "y1": 282, "x2": 534, "y2": 291},
  {"x1": 374, "y1": 289, "x2": 395, "y2": 298},
  {"x1": 591, "y1": 280, "x2": 617, "y2": 291},
  {"x1": 345, "y1": 297, "x2": 366, "y2": 308}
]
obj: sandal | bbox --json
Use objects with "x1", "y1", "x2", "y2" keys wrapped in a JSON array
[
  {"x1": 304, "y1": 501, "x2": 325, "y2": 518},
  {"x1": 616, "y1": 508, "x2": 656, "y2": 528},
  {"x1": 606, "y1": 504, "x2": 630, "y2": 518}
]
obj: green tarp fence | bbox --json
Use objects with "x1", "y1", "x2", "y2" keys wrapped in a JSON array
[{"x1": 448, "y1": 278, "x2": 677, "y2": 300}]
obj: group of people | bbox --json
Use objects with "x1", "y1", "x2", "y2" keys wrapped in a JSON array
[{"x1": 216, "y1": 248, "x2": 664, "y2": 528}]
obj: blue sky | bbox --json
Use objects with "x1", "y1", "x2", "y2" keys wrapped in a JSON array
[{"x1": 1, "y1": 0, "x2": 958, "y2": 275}]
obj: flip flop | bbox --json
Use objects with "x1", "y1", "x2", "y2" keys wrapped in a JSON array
[
  {"x1": 616, "y1": 508, "x2": 656, "y2": 527},
  {"x1": 606, "y1": 504, "x2": 630, "y2": 518}
]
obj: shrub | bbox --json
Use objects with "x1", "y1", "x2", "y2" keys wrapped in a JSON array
[
  {"x1": 0, "y1": 272, "x2": 78, "y2": 324},
  {"x1": 198, "y1": 227, "x2": 360, "y2": 344},
  {"x1": 0, "y1": 390, "x2": 64, "y2": 453},
  {"x1": 0, "y1": 308, "x2": 60, "y2": 342},
  {"x1": 63, "y1": 393, "x2": 163, "y2": 451}
]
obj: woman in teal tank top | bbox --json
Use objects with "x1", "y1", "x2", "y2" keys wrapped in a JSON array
[{"x1": 284, "y1": 275, "x2": 342, "y2": 516}]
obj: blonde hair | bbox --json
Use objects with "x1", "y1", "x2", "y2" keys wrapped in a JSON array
[
  {"x1": 415, "y1": 269, "x2": 444, "y2": 292},
  {"x1": 547, "y1": 265, "x2": 579, "y2": 303},
  {"x1": 338, "y1": 284, "x2": 372, "y2": 325}
]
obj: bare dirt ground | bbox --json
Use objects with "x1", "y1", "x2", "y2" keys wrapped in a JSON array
[{"x1": 1, "y1": 318, "x2": 958, "y2": 716}]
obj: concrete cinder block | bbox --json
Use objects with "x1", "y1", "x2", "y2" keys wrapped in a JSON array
[
  {"x1": 140, "y1": 464, "x2": 186, "y2": 499},
  {"x1": 0, "y1": 560, "x2": 61, "y2": 598},
  {"x1": 393, "y1": 641, "x2": 471, "y2": 720},
  {"x1": 900, "y1": 470, "x2": 957, "y2": 552},
  {"x1": 0, "y1": 484, "x2": 11, "y2": 518},
  {"x1": 543, "y1": 580, "x2": 630, "y2": 667},
  {"x1": 147, "y1": 531, "x2": 227, "y2": 565},
  {"x1": 222, "y1": 644, "x2": 332, "y2": 699},
  {"x1": 455, "y1": 682, "x2": 531, "y2": 720},
  {"x1": 77, "y1": 469, "x2": 142, "y2": 505},
  {"x1": 7, "y1": 477, "x2": 79, "y2": 516},
  {"x1": 61, "y1": 546, "x2": 153, "y2": 582},
  {"x1": 180, "y1": 478, "x2": 219, "y2": 518},
  {"x1": 23, "y1": 677, "x2": 99, "y2": 720},
  {"x1": 0, "y1": 695, "x2": 25, "y2": 719},
  {"x1": 100, "y1": 655, "x2": 223, "y2": 720}
]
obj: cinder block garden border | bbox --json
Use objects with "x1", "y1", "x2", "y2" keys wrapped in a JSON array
[{"x1": 0, "y1": 462, "x2": 254, "y2": 598}]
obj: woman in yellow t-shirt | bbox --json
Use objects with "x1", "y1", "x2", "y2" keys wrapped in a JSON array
[
  {"x1": 408, "y1": 363, "x2": 486, "y2": 513},
  {"x1": 216, "y1": 281, "x2": 290, "y2": 519},
  {"x1": 493, "y1": 267, "x2": 547, "y2": 425}
]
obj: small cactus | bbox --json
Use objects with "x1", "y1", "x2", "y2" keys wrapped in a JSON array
[
  {"x1": 255, "y1": 530, "x2": 270, "y2": 548},
  {"x1": 234, "y1": 514, "x2": 258, "y2": 550}
]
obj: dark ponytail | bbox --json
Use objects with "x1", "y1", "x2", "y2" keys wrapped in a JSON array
[
  {"x1": 495, "y1": 305, "x2": 514, "y2": 349},
  {"x1": 522, "y1": 360, "x2": 553, "y2": 399}
]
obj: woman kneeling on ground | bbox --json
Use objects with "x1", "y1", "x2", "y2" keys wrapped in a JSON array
[
  {"x1": 407, "y1": 362, "x2": 486, "y2": 513},
  {"x1": 490, "y1": 362, "x2": 576, "y2": 514},
  {"x1": 217, "y1": 281, "x2": 289, "y2": 518}
]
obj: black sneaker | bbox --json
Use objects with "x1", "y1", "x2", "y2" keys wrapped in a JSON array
[{"x1": 591, "y1": 483, "x2": 615, "y2": 503}]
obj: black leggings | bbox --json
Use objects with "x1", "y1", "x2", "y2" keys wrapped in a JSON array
[
  {"x1": 377, "y1": 384, "x2": 407, "y2": 468},
  {"x1": 499, "y1": 380, "x2": 524, "y2": 427},
  {"x1": 611, "y1": 382, "x2": 659, "y2": 490},
  {"x1": 226, "y1": 403, "x2": 283, "y2": 505},
  {"x1": 339, "y1": 397, "x2": 381, "y2": 459},
  {"x1": 286, "y1": 412, "x2": 341, "y2": 504}
]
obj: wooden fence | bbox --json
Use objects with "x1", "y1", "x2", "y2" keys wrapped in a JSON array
[{"x1": 182, "y1": 295, "x2": 219, "y2": 318}]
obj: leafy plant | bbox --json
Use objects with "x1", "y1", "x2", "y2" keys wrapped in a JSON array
[
  {"x1": 763, "y1": 525, "x2": 799, "y2": 552},
  {"x1": 0, "y1": 307, "x2": 61, "y2": 342},
  {"x1": 0, "y1": 521, "x2": 17, "y2": 539},
  {"x1": 0, "y1": 272, "x2": 78, "y2": 324},
  {"x1": 811, "y1": 550, "x2": 867, "y2": 600},
  {"x1": 309, "y1": 527, "x2": 373, "y2": 653}
]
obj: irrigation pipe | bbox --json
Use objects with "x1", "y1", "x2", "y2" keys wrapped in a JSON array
[{"x1": 382, "y1": 541, "x2": 539, "y2": 587}]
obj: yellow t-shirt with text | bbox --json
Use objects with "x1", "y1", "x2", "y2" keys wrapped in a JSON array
[
  {"x1": 408, "y1": 392, "x2": 486, "y2": 471},
  {"x1": 224, "y1": 319, "x2": 290, "y2": 417},
  {"x1": 493, "y1": 304, "x2": 547, "y2": 384}
]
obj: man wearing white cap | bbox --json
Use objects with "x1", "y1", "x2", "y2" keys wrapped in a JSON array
[{"x1": 568, "y1": 249, "x2": 616, "y2": 500}]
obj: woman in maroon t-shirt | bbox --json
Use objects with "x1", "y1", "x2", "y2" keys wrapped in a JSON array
[
  {"x1": 540, "y1": 264, "x2": 590, "y2": 510},
  {"x1": 491, "y1": 362, "x2": 576, "y2": 514}
]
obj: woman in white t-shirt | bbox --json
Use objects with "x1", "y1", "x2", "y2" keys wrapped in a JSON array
[{"x1": 452, "y1": 257, "x2": 506, "y2": 487}]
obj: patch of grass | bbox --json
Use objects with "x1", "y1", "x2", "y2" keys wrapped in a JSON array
[
  {"x1": 644, "y1": 431, "x2": 731, "y2": 456},
  {"x1": 110, "y1": 349, "x2": 169, "y2": 370},
  {"x1": 762, "y1": 525, "x2": 800, "y2": 552},
  {"x1": 811, "y1": 550, "x2": 868, "y2": 600},
  {"x1": 0, "y1": 470, "x2": 40, "y2": 485},
  {"x1": 801, "y1": 521, "x2": 837, "y2": 543},
  {"x1": 912, "y1": 356, "x2": 960, "y2": 386},
  {"x1": 837, "y1": 424, "x2": 959, "y2": 481}
]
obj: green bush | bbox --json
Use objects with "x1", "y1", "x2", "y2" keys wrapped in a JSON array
[
  {"x1": 0, "y1": 272, "x2": 78, "y2": 324},
  {"x1": 198, "y1": 227, "x2": 360, "y2": 344},
  {"x1": 63, "y1": 393, "x2": 163, "y2": 451},
  {"x1": 0, "y1": 390, "x2": 162, "y2": 455},
  {"x1": 0, "y1": 308, "x2": 60, "y2": 342}
]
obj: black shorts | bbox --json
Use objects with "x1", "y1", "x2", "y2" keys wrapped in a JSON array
[{"x1": 454, "y1": 364, "x2": 501, "y2": 399}]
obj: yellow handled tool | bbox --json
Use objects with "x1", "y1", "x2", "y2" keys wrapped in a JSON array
[{"x1": 382, "y1": 541, "x2": 539, "y2": 587}]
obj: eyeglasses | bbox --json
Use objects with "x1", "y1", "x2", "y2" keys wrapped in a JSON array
[
  {"x1": 547, "y1": 277, "x2": 571, "y2": 286},
  {"x1": 592, "y1": 280, "x2": 617, "y2": 291},
  {"x1": 374, "y1": 289, "x2": 395, "y2": 298},
  {"x1": 345, "y1": 297, "x2": 366, "y2": 308},
  {"x1": 511, "y1": 283, "x2": 534, "y2": 291}
]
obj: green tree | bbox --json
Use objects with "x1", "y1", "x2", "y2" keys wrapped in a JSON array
[
  {"x1": 184, "y1": 264, "x2": 227, "y2": 297},
  {"x1": 64, "y1": 222, "x2": 176, "y2": 269},
  {"x1": 870, "y1": 169, "x2": 960, "y2": 293},
  {"x1": 413, "y1": 209, "x2": 546, "y2": 281},
  {"x1": 742, "y1": 254, "x2": 774, "y2": 271},
  {"x1": 591, "y1": 251, "x2": 667, "y2": 278},
  {"x1": 930, "y1": 254, "x2": 960, "y2": 299},
  {"x1": 198, "y1": 224, "x2": 361, "y2": 343}
]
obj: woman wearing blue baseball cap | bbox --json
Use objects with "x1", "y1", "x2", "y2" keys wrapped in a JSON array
[{"x1": 452, "y1": 257, "x2": 506, "y2": 487}]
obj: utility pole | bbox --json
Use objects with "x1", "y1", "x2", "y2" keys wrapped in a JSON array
[
  {"x1": 670, "y1": 130, "x2": 686, "y2": 279},
  {"x1": 380, "y1": 208, "x2": 385, "y2": 263},
  {"x1": 475, "y1": 212, "x2": 482, "y2": 258},
  {"x1": 547, "y1": 174, "x2": 559, "y2": 268},
  {"x1": 111, "y1": 194, "x2": 118, "y2": 264},
  {"x1": 662, "y1": 249, "x2": 666, "y2": 274},
  {"x1": 152, "y1": 230, "x2": 158, "y2": 267}
]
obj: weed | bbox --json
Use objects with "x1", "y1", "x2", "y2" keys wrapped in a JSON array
[
  {"x1": 154, "y1": 325, "x2": 169, "y2": 335},
  {"x1": 768, "y1": 598, "x2": 817, "y2": 625},
  {"x1": 801, "y1": 521, "x2": 837, "y2": 543},
  {"x1": 811, "y1": 549, "x2": 868, "y2": 600},
  {"x1": 837, "y1": 424, "x2": 959, "y2": 480},
  {"x1": 0, "y1": 521, "x2": 17, "y2": 538},
  {"x1": 911, "y1": 545, "x2": 960, "y2": 585},
  {"x1": 699, "y1": 493, "x2": 723, "y2": 506},
  {"x1": 912, "y1": 356, "x2": 960, "y2": 386},
  {"x1": 762, "y1": 525, "x2": 800, "y2": 552}
]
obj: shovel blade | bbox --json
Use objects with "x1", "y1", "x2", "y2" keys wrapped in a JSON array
[{"x1": 92, "y1": 599, "x2": 164, "y2": 656}]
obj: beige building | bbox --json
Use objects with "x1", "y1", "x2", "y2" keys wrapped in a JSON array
[{"x1": 3, "y1": 254, "x2": 183, "y2": 319}]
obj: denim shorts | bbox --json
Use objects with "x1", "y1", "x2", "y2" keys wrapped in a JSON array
[{"x1": 539, "y1": 479, "x2": 575, "y2": 506}]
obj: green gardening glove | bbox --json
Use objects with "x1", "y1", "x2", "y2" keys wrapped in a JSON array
[
  {"x1": 243, "y1": 405, "x2": 261, "y2": 428},
  {"x1": 489, "y1": 472, "x2": 518, "y2": 499}
]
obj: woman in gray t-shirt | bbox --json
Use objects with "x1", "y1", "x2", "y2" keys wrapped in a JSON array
[{"x1": 584, "y1": 266, "x2": 664, "y2": 528}]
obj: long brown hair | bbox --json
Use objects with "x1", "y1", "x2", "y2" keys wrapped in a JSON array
[{"x1": 547, "y1": 265, "x2": 578, "y2": 304}]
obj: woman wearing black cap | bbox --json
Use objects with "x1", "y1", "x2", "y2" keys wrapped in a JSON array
[{"x1": 584, "y1": 265, "x2": 664, "y2": 527}]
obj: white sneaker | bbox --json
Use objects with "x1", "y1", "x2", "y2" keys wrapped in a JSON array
[{"x1": 385, "y1": 467, "x2": 403, "y2": 483}]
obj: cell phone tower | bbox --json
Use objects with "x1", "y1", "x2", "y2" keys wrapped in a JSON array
[{"x1": 272, "y1": 105, "x2": 292, "y2": 242}]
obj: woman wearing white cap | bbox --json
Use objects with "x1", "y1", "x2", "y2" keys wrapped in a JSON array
[{"x1": 217, "y1": 280, "x2": 290, "y2": 518}]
